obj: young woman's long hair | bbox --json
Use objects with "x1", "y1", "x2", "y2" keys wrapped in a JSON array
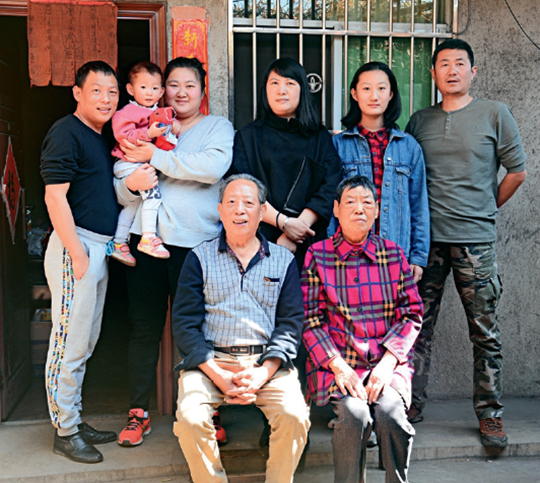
[
  {"x1": 341, "y1": 61, "x2": 402, "y2": 130},
  {"x1": 256, "y1": 57, "x2": 321, "y2": 136}
]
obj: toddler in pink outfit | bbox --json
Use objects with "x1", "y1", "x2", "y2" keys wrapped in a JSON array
[{"x1": 111, "y1": 61, "x2": 180, "y2": 266}]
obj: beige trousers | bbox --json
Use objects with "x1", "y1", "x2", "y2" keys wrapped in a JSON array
[{"x1": 173, "y1": 353, "x2": 310, "y2": 483}]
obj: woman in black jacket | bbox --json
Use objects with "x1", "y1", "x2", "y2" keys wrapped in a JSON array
[{"x1": 231, "y1": 57, "x2": 341, "y2": 267}]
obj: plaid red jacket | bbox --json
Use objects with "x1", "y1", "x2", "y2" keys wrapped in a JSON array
[{"x1": 301, "y1": 227, "x2": 423, "y2": 406}]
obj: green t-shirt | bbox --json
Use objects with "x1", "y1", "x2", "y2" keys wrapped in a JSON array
[{"x1": 406, "y1": 99, "x2": 526, "y2": 243}]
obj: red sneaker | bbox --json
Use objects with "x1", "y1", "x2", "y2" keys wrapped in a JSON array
[
  {"x1": 213, "y1": 411, "x2": 227, "y2": 445},
  {"x1": 118, "y1": 409, "x2": 151, "y2": 447}
]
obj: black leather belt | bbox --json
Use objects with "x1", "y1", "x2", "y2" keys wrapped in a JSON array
[{"x1": 215, "y1": 345, "x2": 266, "y2": 355}]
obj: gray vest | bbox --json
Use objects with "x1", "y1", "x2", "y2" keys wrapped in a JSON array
[{"x1": 192, "y1": 237, "x2": 294, "y2": 347}]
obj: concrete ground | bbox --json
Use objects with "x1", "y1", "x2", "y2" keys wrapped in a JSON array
[
  {"x1": 130, "y1": 458, "x2": 540, "y2": 483},
  {"x1": 1, "y1": 398, "x2": 539, "y2": 483}
]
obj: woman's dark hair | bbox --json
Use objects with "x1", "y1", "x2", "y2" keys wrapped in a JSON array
[
  {"x1": 256, "y1": 57, "x2": 321, "y2": 135},
  {"x1": 164, "y1": 57, "x2": 206, "y2": 93},
  {"x1": 341, "y1": 61, "x2": 402, "y2": 130}
]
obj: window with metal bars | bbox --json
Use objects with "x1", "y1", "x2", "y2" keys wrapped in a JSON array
[{"x1": 228, "y1": 0, "x2": 458, "y2": 131}]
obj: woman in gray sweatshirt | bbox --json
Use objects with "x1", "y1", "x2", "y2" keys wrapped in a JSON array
[{"x1": 114, "y1": 57, "x2": 234, "y2": 447}]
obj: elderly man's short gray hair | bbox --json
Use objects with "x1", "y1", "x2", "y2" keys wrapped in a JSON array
[{"x1": 219, "y1": 174, "x2": 267, "y2": 205}]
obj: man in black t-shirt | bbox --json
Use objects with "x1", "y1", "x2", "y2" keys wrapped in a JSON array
[{"x1": 40, "y1": 61, "x2": 121, "y2": 464}]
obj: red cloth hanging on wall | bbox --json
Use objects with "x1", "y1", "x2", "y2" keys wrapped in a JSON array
[{"x1": 27, "y1": 0, "x2": 117, "y2": 87}]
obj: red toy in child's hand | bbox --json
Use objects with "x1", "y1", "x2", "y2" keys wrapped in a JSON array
[{"x1": 149, "y1": 107, "x2": 178, "y2": 151}]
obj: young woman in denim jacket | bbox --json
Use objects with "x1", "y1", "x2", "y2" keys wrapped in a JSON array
[{"x1": 332, "y1": 61, "x2": 429, "y2": 282}]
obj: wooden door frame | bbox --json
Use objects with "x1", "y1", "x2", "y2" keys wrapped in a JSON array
[
  {"x1": 115, "y1": 2, "x2": 167, "y2": 69},
  {"x1": 0, "y1": 0, "x2": 174, "y2": 416}
]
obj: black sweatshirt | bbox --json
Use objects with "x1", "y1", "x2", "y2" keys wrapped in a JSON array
[{"x1": 230, "y1": 115, "x2": 341, "y2": 261}]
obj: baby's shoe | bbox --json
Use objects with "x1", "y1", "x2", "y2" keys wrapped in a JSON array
[
  {"x1": 137, "y1": 236, "x2": 170, "y2": 259},
  {"x1": 110, "y1": 243, "x2": 136, "y2": 267}
]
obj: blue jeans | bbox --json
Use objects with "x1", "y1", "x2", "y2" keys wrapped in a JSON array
[{"x1": 329, "y1": 389, "x2": 414, "y2": 483}]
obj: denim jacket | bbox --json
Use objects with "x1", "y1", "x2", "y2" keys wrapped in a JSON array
[{"x1": 332, "y1": 126, "x2": 430, "y2": 267}]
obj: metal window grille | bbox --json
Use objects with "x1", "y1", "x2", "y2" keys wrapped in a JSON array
[{"x1": 228, "y1": 0, "x2": 458, "y2": 130}]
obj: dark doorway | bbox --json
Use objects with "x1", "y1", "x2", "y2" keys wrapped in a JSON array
[
  {"x1": 0, "y1": 15, "x2": 157, "y2": 422},
  {"x1": 0, "y1": 15, "x2": 33, "y2": 421}
]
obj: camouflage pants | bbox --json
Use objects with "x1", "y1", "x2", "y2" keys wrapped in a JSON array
[{"x1": 411, "y1": 242, "x2": 503, "y2": 420}]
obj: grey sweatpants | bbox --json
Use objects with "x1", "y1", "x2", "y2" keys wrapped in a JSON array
[{"x1": 44, "y1": 227, "x2": 110, "y2": 436}]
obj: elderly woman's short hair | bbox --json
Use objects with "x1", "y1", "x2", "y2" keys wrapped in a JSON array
[{"x1": 335, "y1": 175, "x2": 378, "y2": 204}]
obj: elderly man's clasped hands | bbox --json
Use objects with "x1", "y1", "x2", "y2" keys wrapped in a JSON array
[{"x1": 201, "y1": 357, "x2": 282, "y2": 405}]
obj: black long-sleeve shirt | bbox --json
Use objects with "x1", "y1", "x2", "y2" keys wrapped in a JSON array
[
  {"x1": 230, "y1": 115, "x2": 341, "y2": 247},
  {"x1": 40, "y1": 115, "x2": 118, "y2": 236}
]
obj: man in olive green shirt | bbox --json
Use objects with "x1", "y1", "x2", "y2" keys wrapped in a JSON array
[{"x1": 406, "y1": 39, "x2": 526, "y2": 448}]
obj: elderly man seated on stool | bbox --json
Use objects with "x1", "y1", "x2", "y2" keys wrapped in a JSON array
[
  {"x1": 171, "y1": 173, "x2": 310, "y2": 483},
  {"x1": 302, "y1": 175, "x2": 423, "y2": 483}
]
